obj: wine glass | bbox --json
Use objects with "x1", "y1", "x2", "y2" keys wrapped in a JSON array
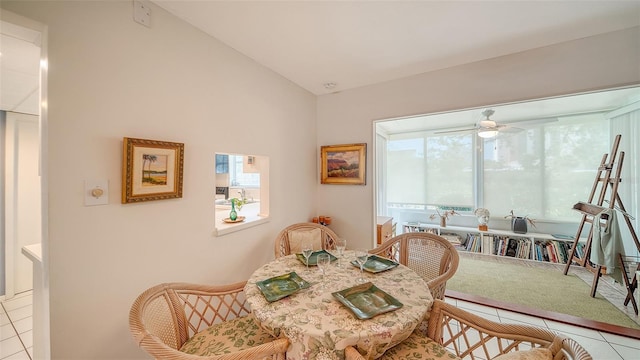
[
  {"x1": 316, "y1": 253, "x2": 331, "y2": 291},
  {"x1": 302, "y1": 240, "x2": 314, "y2": 271},
  {"x1": 355, "y1": 249, "x2": 369, "y2": 283},
  {"x1": 335, "y1": 238, "x2": 346, "y2": 268}
]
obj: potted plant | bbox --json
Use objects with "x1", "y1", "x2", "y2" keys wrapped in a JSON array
[
  {"x1": 504, "y1": 210, "x2": 536, "y2": 234},
  {"x1": 429, "y1": 209, "x2": 459, "y2": 228},
  {"x1": 230, "y1": 197, "x2": 247, "y2": 211}
]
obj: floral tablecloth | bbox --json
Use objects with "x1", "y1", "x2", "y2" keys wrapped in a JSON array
[{"x1": 244, "y1": 251, "x2": 433, "y2": 360}]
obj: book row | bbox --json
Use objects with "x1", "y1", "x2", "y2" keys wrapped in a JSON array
[{"x1": 461, "y1": 234, "x2": 585, "y2": 264}]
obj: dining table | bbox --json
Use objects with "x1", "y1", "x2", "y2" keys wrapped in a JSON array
[{"x1": 244, "y1": 250, "x2": 434, "y2": 360}]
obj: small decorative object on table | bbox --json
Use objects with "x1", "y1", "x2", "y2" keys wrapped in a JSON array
[
  {"x1": 474, "y1": 208, "x2": 490, "y2": 231},
  {"x1": 311, "y1": 215, "x2": 332, "y2": 226},
  {"x1": 504, "y1": 210, "x2": 536, "y2": 234},
  {"x1": 429, "y1": 209, "x2": 459, "y2": 228}
]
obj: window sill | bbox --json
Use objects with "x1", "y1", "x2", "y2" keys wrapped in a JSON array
[{"x1": 214, "y1": 204, "x2": 270, "y2": 236}]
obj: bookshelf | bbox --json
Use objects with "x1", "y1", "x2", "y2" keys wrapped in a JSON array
[{"x1": 403, "y1": 222, "x2": 585, "y2": 265}]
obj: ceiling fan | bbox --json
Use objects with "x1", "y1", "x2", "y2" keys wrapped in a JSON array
[{"x1": 435, "y1": 109, "x2": 557, "y2": 138}]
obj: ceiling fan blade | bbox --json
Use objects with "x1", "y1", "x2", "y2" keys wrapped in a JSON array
[
  {"x1": 502, "y1": 117, "x2": 558, "y2": 127},
  {"x1": 499, "y1": 126, "x2": 525, "y2": 134},
  {"x1": 433, "y1": 126, "x2": 477, "y2": 135},
  {"x1": 433, "y1": 116, "x2": 556, "y2": 136}
]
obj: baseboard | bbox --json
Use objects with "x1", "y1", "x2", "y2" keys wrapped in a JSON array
[{"x1": 446, "y1": 289, "x2": 640, "y2": 340}]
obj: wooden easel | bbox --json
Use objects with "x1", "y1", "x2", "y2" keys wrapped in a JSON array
[
  {"x1": 618, "y1": 253, "x2": 639, "y2": 315},
  {"x1": 563, "y1": 134, "x2": 640, "y2": 303}
]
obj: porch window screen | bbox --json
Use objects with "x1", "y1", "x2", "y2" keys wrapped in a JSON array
[
  {"x1": 385, "y1": 116, "x2": 609, "y2": 220},
  {"x1": 483, "y1": 115, "x2": 609, "y2": 219},
  {"x1": 387, "y1": 132, "x2": 473, "y2": 207}
]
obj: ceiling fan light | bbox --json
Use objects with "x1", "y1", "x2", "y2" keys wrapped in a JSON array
[
  {"x1": 478, "y1": 129, "x2": 498, "y2": 138},
  {"x1": 479, "y1": 119, "x2": 497, "y2": 128}
]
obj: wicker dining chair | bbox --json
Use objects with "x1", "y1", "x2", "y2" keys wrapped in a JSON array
[
  {"x1": 129, "y1": 281, "x2": 289, "y2": 360},
  {"x1": 369, "y1": 232, "x2": 459, "y2": 300},
  {"x1": 344, "y1": 299, "x2": 592, "y2": 360},
  {"x1": 274, "y1": 222, "x2": 340, "y2": 258}
]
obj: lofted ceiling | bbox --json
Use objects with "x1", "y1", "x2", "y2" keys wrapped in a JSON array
[
  {"x1": 153, "y1": 0, "x2": 640, "y2": 133},
  {"x1": 151, "y1": 0, "x2": 640, "y2": 95},
  {"x1": 2, "y1": 1, "x2": 639, "y2": 119}
]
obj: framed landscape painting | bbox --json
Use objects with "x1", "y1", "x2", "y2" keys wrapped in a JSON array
[
  {"x1": 122, "y1": 137, "x2": 184, "y2": 203},
  {"x1": 320, "y1": 143, "x2": 366, "y2": 185}
]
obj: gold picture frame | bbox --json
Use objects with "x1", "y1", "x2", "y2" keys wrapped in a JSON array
[
  {"x1": 122, "y1": 137, "x2": 184, "y2": 203},
  {"x1": 320, "y1": 143, "x2": 366, "y2": 185}
]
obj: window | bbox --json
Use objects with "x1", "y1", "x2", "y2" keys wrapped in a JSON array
[
  {"x1": 483, "y1": 115, "x2": 609, "y2": 219},
  {"x1": 215, "y1": 154, "x2": 228, "y2": 174},
  {"x1": 214, "y1": 153, "x2": 269, "y2": 236},
  {"x1": 387, "y1": 133, "x2": 473, "y2": 208},
  {"x1": 229, "y1": 155, "x2": 260, "y2": 187},
  {"x1": 381, "y1": 113, "x2": 612, "y2": 221},
  {"x1": 376, "y1": 85, "x2": 640, "y2": 258}
]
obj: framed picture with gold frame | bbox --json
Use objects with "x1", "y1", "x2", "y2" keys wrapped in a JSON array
[
  {"x1": 122, "y1": 137, "x2": 184, "y2": 203},
  {"x1": 320, "y1": 143, "x2": 366, "y2": 185}
]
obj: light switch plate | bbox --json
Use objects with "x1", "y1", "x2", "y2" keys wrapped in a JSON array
[{"x1": 85, "y1": 179, "x2": 109, "y2": 206}]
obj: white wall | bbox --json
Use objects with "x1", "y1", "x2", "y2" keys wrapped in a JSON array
[
  {"x1": 1, "y1": 1, "x2": 318, "y2": 359},
  {"x1": 317, "y1": 27, "x2": 640, "y2": 250}
]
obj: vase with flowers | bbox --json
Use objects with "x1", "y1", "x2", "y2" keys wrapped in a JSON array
[
  {"x1": 228, "y1": 197, "x2": 247, "y2": 221},
  {"x1": 429, "y1": 209, "x2": 459, "y2": 228}
]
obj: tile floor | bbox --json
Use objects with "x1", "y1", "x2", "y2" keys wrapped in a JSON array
[
  {"x1": 446, "y1": 297, "x2": 640, "y2": 359},
  {"x1": 1, "y1": 290, "x2": 639, "y2": 359},
  {"x1": 0, "y1": 291, "x2": 32, "y2": 360}
]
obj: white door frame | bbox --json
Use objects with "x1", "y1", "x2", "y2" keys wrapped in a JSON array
[
  {"x1": 3, "y1": 115, "x2": 18, "y2": 300},
  {"x1": 1, "y1": 9, "x2": 50, "y2": 359}
]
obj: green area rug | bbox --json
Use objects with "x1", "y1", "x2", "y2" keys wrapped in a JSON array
[{"x1": 447, "y1": 256, "x2": 640, "y2": 330}]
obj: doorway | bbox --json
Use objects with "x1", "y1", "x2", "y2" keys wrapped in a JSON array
[
  {"x1": 1, "y1": 17, "x2": 42, "y2": 299},
  {"x1": 0, "y1": 10, "x2": 50, "y2": 359}
]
